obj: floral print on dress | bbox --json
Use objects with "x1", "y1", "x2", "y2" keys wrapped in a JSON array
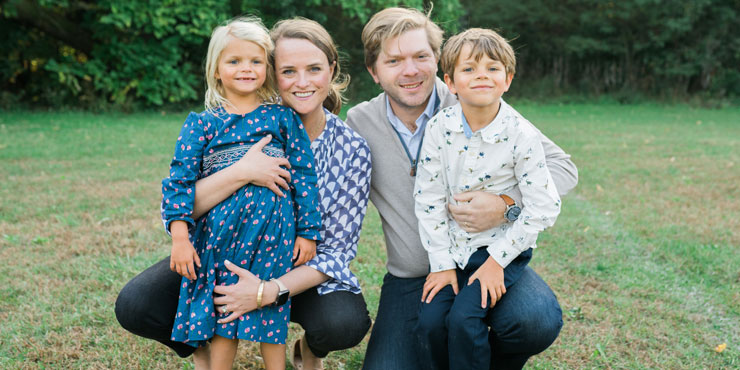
[{"x1": 162, "y1": 104, "x2": 321, "y2": 347}]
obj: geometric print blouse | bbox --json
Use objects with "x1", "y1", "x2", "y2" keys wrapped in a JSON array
[
  {"x1": 414, "y1": 100, "x2": 561, "y2": 271},
  {"x1": 306, "y1": 110, "x2": 372, "y2": 295}
]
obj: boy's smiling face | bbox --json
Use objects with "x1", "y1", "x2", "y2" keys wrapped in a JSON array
[{"x1": 444, "y1": 43, "x2": 513, "y2": 114}]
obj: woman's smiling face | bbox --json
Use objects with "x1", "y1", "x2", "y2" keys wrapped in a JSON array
[{"x1": 274, "y1": 37, "x2": 335, "y2": 117}]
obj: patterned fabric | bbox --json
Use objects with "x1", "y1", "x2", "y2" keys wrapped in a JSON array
[
  {"x1": 202, "y1": 143, "x2": 286, "y2": 176},
  {"x1": 162, "y1": 104, "x2": 321, "y2": 346},
  {"x1": 414, "y1": 100, "x2": 561, "y2": 270},
  {"x1": 306, "y1": 109, "x2": 372, "y2": 295}
]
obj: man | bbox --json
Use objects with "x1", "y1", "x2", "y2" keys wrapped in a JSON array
[{"x1": 345, "y1": 8, "x2": 578, "y2": 370}]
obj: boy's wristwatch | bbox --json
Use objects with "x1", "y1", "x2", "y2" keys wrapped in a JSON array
[
  {"x1": 270, "y1": 278, "x2": 290, "y2": 307},
  {"x1": 500, "y1": 194, "x2": 521, "y2": 222}
]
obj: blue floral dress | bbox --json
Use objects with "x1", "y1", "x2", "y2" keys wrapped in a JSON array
[{"x1": 161, "y1": 105, "x2": 321, "y2": 347}]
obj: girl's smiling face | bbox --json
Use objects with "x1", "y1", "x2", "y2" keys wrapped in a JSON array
[
  {"x1": 274, "y1": 37, "x2": 334, "y2": 117},
  {"x1": 215, "y1": 38, "x2": 267, "y2": 101}
]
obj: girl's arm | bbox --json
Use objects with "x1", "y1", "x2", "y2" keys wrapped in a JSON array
[{"x1": 190, "y1": 135, "x2": 292, "y2": 220}]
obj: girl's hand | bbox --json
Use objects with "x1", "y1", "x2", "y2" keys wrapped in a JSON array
[
  {"x1": 170, "y1": 237, "x2": 201, "y2": 281},
  {"x1": 293, "y1": 237, "x2": 316, "y2": 266},
  {"x1": 421, "y1": 269, "x2": 458, "y2": 304},
  {"x1": 234, "y1": 135, "x2": 292, "y2": 197},
  {"x1": 468, "y1": 256, "x2": 506, "y2": 308}
]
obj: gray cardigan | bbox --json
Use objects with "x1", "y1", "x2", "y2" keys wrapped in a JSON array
[{"x1": 346, "y1": 78, "x2": 578, "y2": 278}]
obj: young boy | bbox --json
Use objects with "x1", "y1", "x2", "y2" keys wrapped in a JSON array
[{"x1": 413, "y1": 28, "x2": 562, "y2": 370}]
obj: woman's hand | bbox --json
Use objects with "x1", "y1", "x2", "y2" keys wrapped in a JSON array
[
  {"x1": 192, "y1": 135, "x2": 293, "y2": 219},
  {"x1": 421, "y1": 269, "x2": 458, "y2": 304},
  {"x1": 234, "y1": 134, "x2": 292, "y2": 197},
  {"x1": 448, "y1": 192, "x2": 507, "y2": 232},
  {"x1": 213, "y1": 260, "x2": 274, "y2": 323},
  {"x1": 293, "y1": 236, "x2": 316, "y2": 266}
]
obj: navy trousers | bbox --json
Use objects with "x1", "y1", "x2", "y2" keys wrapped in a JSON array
[
  {"x1": 364, "y1": 248, "x2": 561, "y2": 370},
  {"x1": 115, "y1": 257, "x2": 371, "y2": 358}
]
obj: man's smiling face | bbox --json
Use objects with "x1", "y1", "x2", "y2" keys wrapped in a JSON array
[{"x1": 368, "y1": 28, "x2": 438, "y2": 113}]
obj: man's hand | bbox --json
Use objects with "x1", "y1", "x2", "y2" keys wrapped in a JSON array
[
  {"x1": 233, "y1": 135, "x2": 292, "y2": 197},
  {"x1": 468, "y1": 256, "x2": 506, "y2": 308},
  {"x1": 421, "y1": 269, "x2": 458, "y2": 304},
  {"x1": 293, "y1": 237, "x2": 316, "y2": 266},
  {"x1": 169, "y1": 221, "x2": 200, "y2": 280},
  {"x1": 448, "y1": 191, "x2": 507, "y2": 233},
  {"x1": 213, "y1": 260, "x2": 277, "y2": 324}
]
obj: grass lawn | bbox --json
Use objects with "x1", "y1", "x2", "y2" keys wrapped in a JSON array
[{"x1": 1, "y1": 103, "x2": 738, "y2": 369}]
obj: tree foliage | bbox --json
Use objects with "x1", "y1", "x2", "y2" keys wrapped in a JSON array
[
  {"x1": 1, "y1": 0, "x2": 461, "y2": 108},
  {"x1": 1, "y1": 0, "x2": 737, "y2": 109},
  {"x1": 461, "y1": 0, "x2": 740, "y2": 99}
]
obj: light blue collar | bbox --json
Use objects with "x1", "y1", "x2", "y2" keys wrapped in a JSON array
[{"x1": 385, "y1": 85, "x2": 439, "y2": 137}]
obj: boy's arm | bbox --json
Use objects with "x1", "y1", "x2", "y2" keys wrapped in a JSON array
[
  {"x1": 414, "y1": 118, "x2": 456, "y2": 273},
  {"x1": 486, "y1": 131, "x2": 562, "y2": 269}
]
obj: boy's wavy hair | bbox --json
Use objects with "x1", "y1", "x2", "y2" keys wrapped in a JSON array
[
  {"x1": 441, "y1": 28, "x2": 516, "y2": 82},
  {"x1": 204, "y1": 16, "x2": 277, "y2": 111}
]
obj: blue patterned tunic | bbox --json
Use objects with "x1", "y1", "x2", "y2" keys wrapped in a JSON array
[
  {"x1": 162, "y1": 105, "x2": 321, "y2": 346},
  {"x1": 305, "y1": 109, "x2": 372, "y2": 295}
]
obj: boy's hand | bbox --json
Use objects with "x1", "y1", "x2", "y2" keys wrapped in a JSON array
[
  {"x1": 422, "y1": 269, "x2": 458, "y2": 304},
  {"x1": 293, "y1": 236, "x2": 316, "y2": 266},
  {"x1": 468, "y1": 256, "x2": 506, "y2": 308},
  {"x1": 169, "y1": 221, "x2": 200, "y2": 280}
]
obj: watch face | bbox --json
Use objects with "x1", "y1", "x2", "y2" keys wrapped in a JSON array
[{"x1": 506, "y1": 206, "x2": 522, "y2": 221}]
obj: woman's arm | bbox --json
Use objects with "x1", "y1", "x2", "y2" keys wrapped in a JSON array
[
  {"x1": 191, "y1": 135, "x2": 293, "y2": 219},
  {"x1": 213, "y1": 262, "x2": 329, "y2": 324}
]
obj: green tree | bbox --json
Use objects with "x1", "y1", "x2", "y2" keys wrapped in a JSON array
[{"x1": 1, "y1": 0, "x2": 462, "y2": 108}]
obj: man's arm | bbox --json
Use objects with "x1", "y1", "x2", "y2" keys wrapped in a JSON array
[{"x1": 448, "y1": 129, "x2": 577, "y2": 233}]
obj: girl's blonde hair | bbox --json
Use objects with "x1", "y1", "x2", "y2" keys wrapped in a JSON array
[
  {"x1": 204, "y1": 16, "x2": 276, "y2": 110},
  {"x1": 270, "y1": 17, "x2": 349, "y2": 114}
]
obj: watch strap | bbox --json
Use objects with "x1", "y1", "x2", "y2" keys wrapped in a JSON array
[
  {"x1": 500, "y1": 194, "x2": 516, "y2": 207},
  {"x1": 271, "y1": 278, "x2": 288, "y2": 293}
]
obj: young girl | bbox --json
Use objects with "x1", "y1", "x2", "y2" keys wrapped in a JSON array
[{"x1": 161, "y1": 16, "x2": 321, "y2": 370}]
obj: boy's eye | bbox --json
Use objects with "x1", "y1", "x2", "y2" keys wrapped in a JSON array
[
  {"x1": 387, "y1": 59, "x2": 398, "y2": 64},
  {"x1": 462, "y1": 67, "x2": 473, "y2": 72},
  {"x1": 310, "y1": 66, "x2": 321, "y2": 72}
]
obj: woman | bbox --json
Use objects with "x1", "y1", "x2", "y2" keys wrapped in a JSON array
[{"x1": 116, "y1": 18, "x2": 372, "y2": 369}]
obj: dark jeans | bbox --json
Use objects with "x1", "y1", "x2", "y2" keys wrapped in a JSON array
[
  {"x1": 363, "y1": 254, "x2": 562, "y2": 370},
  {"x1": 115, "y1": 257, "x2": 371, "y2": 358},
  {"x1": 414, "y1": 248, "x2": 532, "y2": 370}
]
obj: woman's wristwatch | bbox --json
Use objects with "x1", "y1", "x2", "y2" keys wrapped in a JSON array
[
  {"x1": 500, "y1": 194, "x2": 521, "y2": 222},
  {"x1": 270, "y1": 278, "x2": 290, "y2": 307}
]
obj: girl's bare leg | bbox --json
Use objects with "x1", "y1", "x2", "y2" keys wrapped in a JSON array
[
  {"x1": 209, "y1": 335, "x2": 239, "y2": 370},
  {"x1": 193, "y1": 343, "x2": 211, "y2": 370},
  {"x1": 261, "y1": 343, "x2": 286, "y2": 370}
]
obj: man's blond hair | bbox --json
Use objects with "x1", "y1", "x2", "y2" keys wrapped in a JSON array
[
  {"x1": 441, "y1": 28, "x2": 516, "y2": 82},
  {"x1": 361, "y1": 7, "x2": 444, "y2": 69}
]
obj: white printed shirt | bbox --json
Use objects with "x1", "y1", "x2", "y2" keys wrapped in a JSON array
[{"x1": 414, "y1": 100, "x2": 561, "y2": 271}]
